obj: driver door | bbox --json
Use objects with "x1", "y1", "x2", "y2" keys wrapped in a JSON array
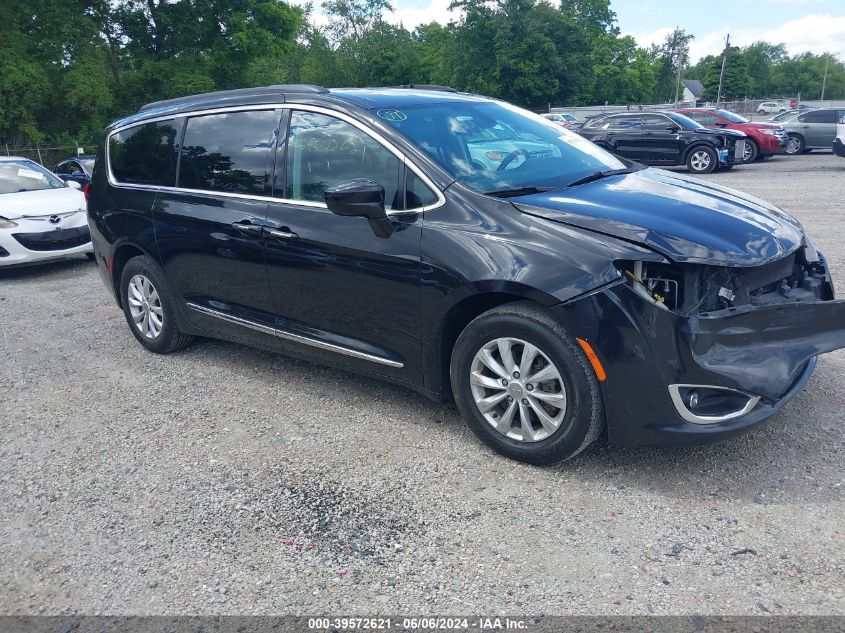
[{"x1": 263, "y1": 108, "x2": 427, "y2": 383}]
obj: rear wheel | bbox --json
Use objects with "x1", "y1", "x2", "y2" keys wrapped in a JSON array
[
  {"x1": 450, "y1": 302, "x2": 604, "y2": 465},
  {"x1": 120, "y1": 255, "x2": 194, "y2": 354},
  {"x1": 686, "y1": 147, "x2": 717, "y2": 174},
  {"x1": 785, "y1": 134, "x2": 805, "y2": 155}
]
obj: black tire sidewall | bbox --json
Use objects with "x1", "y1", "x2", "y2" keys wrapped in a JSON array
[
  {"x1": 450, "y1": 307, "x2": 602, "y2": 465},
  {"x1": 744, "y1": 140, "x2": 759, "y2": 163},
  {"x1": 119, "y1": 255, "x2": 184, "y2": 354},
  {"x1": 687, "y1": 146, "x2": 717, "y2": 174}
]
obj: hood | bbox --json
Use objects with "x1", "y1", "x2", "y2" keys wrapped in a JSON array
[
  {"x1": 736, "y1": 122, "x2": 779, "y2": 130},
  {"x1": 512, "y1": 168, "x2": 804, "y2": 267},
  {"x1": 0, "y1": 187, "x2": 86, "y2": 220},
  {"x1": 691, "y1": 127, "x2": 747, "y2": 139}
]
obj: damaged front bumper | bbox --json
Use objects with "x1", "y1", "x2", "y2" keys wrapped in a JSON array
[{"x1": 554, "y1": 259, "x2": 845, "y2": 446}]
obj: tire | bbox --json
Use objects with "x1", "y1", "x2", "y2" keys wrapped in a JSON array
[
  {"x1": 450, "y1": 302, "x2": 605, "y2": 465},
  {"x1": 785, "y1": 134, "x2": 805, "y2": 155},
  {"x1": 686, "y1": 146, "x2": 717, "y2": 174},
  {"x1": 119, "y1": 255, "x2": 194, "y2": 354},
  {"x1": 742, "y1": 139, "x2": 759, "y2": 163},
  {"x1": 85, "y1": 252, "x2": 96, "y2": 261},
  {"x1": 719, "y1": 164, "x2": 734, "y2": 171}
]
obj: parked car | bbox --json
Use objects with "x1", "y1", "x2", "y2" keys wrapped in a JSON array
[
  {"x1": 0, "y1": 157, "x2": 92, "y2": 266},
  {"x1": 53, "y1": 155, "x2": 95, "y2": 198},
  {"x1": 577, "y1": 111, "x2": 747, "y2": 173},
  {"x1": 834, "y1": 114, "x2": 845, "y2": 159},
  {"x1": 767, "y1": 109, "x2": 803, "y2": 123},
  {"x1": 757, "y1": 101, "x2": 787, "y2": 115},
  {"x1": 782, "y1": 107, "x2": 845, "y2": 154},
  {"x1": 542, "y1": 112, "x2": 577, "y2": 127},
  {"x1": 465, "y1": 121, "x2": 555, "y2": 170},
  {"x1": 88, "y1": 85, "x2": 845, "y2": 464},
  {"x1": 674, "y1": 107, "x2": 787, "y2": 162}
]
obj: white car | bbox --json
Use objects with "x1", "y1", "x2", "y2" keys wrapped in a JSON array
[
  {"x1": 757, "y1": 101, "x2": 786, "y2": 115},
  {"x1": 542, "y1": 112, "x2": 577, "y2": 127},
  {"x1": 0, "y1": 157, "x2": 92, "y2": 266}
]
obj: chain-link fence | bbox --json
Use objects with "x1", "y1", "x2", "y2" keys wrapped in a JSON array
[{"x1": 2, "y1": 142, "x2": 99, "y2": 170}]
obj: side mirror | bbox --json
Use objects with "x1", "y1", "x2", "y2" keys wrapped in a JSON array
[
  {"x1": 66, "y1": 180, "x2": 82, "y2": 190},
  {"x1": 325, "y1": 178, "x2": 394, "y2": 238},
  {"x1": 665, "y1": 125, "x2": 680, "y2": 132}
]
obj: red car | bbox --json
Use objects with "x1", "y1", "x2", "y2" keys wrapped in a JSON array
[{"x1": 674, "y1": 108, "x2": 787, "y2": 163}]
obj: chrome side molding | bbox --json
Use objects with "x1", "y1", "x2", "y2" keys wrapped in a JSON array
[{"x1": 185, "y1": 302, "x2": 403, "y2": 368}]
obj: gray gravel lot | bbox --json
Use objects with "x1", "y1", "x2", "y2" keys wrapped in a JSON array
[{"x1": 1, "y1": 152, "x2": 843, "y2": 616}]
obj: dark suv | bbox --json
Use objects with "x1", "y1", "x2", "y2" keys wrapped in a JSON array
[
  {"x1": 577, "y1": 111, "x2": 747, "y2": 173},
  {"x1": 88, "y1": 85, "x2": 845, "y2": 464}
]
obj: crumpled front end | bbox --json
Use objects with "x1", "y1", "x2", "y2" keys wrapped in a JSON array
[{"x1": 553, "y1": 245, "x2": 845, "y2": 446}]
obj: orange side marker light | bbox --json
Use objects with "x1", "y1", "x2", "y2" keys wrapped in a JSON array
[{"x1": 576, "y1": 338, "x2": 607, "y2": 382}]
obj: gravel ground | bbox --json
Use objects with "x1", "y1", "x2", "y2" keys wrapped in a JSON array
[{"x1": 1, "y1": 152, "x2": 843, "y2": 616}]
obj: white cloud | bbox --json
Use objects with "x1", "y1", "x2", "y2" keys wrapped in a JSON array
[
  {"x1": 631, "y1": 14, "x2": 845, "y2": 62},
  {"x1": 385, "y1": 0, "x2": 460, "y2": 29}
]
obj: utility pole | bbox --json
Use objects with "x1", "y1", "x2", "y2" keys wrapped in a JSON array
[
  {"x1": 716, "y1": 33, "x2": 730, "y2": 105},
  {"x1": 674, "y1": 53, "x2": 682, "y2": 106},
  {"x1": 820, "y1": 54, "x2": 830, "y2": 100}
]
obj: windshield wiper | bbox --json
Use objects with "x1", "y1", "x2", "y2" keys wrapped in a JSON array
[
  {"x1": 566, "y1": 167, "x2": 640, "y2": 188},
  {"x1": 483, "y1": 185, "x2": 556, "y2": 198}
]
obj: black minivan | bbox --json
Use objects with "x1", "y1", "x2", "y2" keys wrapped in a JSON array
[{"x1": 88, "y1": 84, "x2": 845, "y2": 464}]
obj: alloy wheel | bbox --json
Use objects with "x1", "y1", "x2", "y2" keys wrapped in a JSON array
[
  {"x1": 742, "y1": 143, "x2": 754, "y2": 162},
  {"x1": 690, "y1": 150, "x2": 712, "y2": 172},
  {"x1": 127, "y1": 274, "x2": 164, "y2": 339},
  {"x1": 469, "y1": 337, "x2": 567, "y2": 442},
  {"x1": 785, "y1": 136, "x2": 802, "y2": 154}
]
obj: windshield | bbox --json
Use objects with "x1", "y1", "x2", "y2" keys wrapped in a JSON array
[
  {"x1": 382, "y1": 100, "x2": 625, "y2": 193},
  {"x1": 0, "y1": 160, "x2": 67, "y2": 194},
  {"x1": 666, "y1": 112, "x2": 703, "y2": 130},
  {"x1": 716, "y1": 109, "x2": 748, "y2": 123}
]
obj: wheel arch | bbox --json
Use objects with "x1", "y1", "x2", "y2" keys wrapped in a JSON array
[
  {"x1": 430, "y1": 284, "x2": 560, "y2": 400},
  {"x1": 110, "y1": 242, "x2": 152, "y2": 309},
  {"x1": 682, "y1": 140, "x2": 717, "y2": 162}
]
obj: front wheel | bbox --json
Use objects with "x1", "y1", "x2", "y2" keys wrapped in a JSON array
[
  {"x1": 686, "y1": 147, "x2": 717, "y2": 174},
  {"x1": 120, "y1": 255, "x2": 194, "y2": 354},
  {"x1": 742, "y1": 140, "x2": 759, "y2": 163},
  {"x1": 450, "y1": 302, "x2": 605, "y2": 465},
  {"x1": 785, "y1": 134, "x2": 805, "y2": 155}
]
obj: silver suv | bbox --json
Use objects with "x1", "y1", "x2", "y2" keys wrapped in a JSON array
[{"x1": 782, "y1": 107, "x2": 845, "y2": 154}]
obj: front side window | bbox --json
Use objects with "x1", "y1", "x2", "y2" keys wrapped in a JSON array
[
  {"x1": 0, "y1": 159, "x2": 67, "y2": 194},
  {"x1": 179, "y1": 110, "x2": 278, "y2": 195},
  {"x1": 686, "y1": 111, "x2": 717, "y2": 126},
  {"x1": 406, "y1": 170, "x2": 438, "y2": 209},
  {"x1": 109, "y1": 120, "x2": 180, "y2": 186},
  {"x1": 382, "y1": 100, "x2": 625, "y2": 193},
  {"x1": 642, "y1": 114, "x2": 672, "y2": 129},
  {"x1": 285, "y1": 111, "x2": 400, "y2": 209}
]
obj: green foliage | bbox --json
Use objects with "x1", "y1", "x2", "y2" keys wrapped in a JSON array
[{"x1": 3, "y1": 0, "x2": 843, "y2": 149}]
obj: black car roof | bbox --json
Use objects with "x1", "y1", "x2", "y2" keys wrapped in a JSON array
[{"x1": 109, "y1": 85, "x2": 489, "y2": 131}]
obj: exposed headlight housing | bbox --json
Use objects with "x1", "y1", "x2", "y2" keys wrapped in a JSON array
[{"x1": 0, "y1": 217, "x2": 18, "y2": 229}]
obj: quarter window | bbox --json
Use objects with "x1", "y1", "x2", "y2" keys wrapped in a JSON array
[
  {"x1": 406, "y1": 170, "x2": 438, "y2": 209},
  {"x1": 109, "y1": 120, "x2": 180, "y2": 186},
  {"x1": 179, "y1": 110, "x2": 278, "y2": 195},
  {"x1": 285, "y1": 111, "x2": 400, "y2": 209},
  {"x1": 800, "y1": 110, "x2": 837, "y2": 124}
]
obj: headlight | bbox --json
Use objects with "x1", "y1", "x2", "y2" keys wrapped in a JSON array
[
  {"x1": 0, "y1": 217, "x2": 18, "y2": 229},
  {"x1": 761, "y1": 129, "x2": 778, "y2": 136}
]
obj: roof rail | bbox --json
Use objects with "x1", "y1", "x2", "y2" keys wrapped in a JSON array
[
  {"x1": 392, "y1": 84, "x2": 458, "y2": 93},
  {"x1": 139, "y1": 84, "x2": 330, "y2": 112}
]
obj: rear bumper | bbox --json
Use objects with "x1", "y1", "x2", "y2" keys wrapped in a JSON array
[{"x1": 554, "y1": 266, "x2": 845, "y2": 447}]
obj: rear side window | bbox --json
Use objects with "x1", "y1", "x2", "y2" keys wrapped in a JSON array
[
  {"x1": 285, "y1": 111, "x2": 400, "y2": 209},
  {"x1": 800, "y1": 110, "x2": 837, "y2": 124},
  {"x1": 179, "y1": 110, "x2": 278, "y2": 195},
  {"x1": 109, "y1": 120, "x2": 180, "y2": 186}
]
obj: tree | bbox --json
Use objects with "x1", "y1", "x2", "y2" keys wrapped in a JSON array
[
  {"x1": 702, "y1": 46, "x2": 752, "y2": 101},
  {"x1": 652, "y1": 28, "x2": 694, "y2": 103},
  {"x1": 322, "y1": 0, "x2": 391, "y2": 42}
]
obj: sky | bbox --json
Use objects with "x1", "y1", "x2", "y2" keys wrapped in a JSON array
[{"x1": 300, "y1": 0, "x2": 845, "y2": 63}]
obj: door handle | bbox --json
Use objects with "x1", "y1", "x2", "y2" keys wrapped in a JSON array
[
  {"x1": 265, "y1": 227, "x2": 298, "y2": 240},
  {"x1": 231, "y1": 220, "x2": 264, "y2": 235}
]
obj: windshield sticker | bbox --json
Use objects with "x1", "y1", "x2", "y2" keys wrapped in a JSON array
[
  {"x1": 18, "y1": 168, "x2": 45, "y2": 180},
  {"x1": 377, "y1": 109, "x2": 407, "y2": 122}
]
